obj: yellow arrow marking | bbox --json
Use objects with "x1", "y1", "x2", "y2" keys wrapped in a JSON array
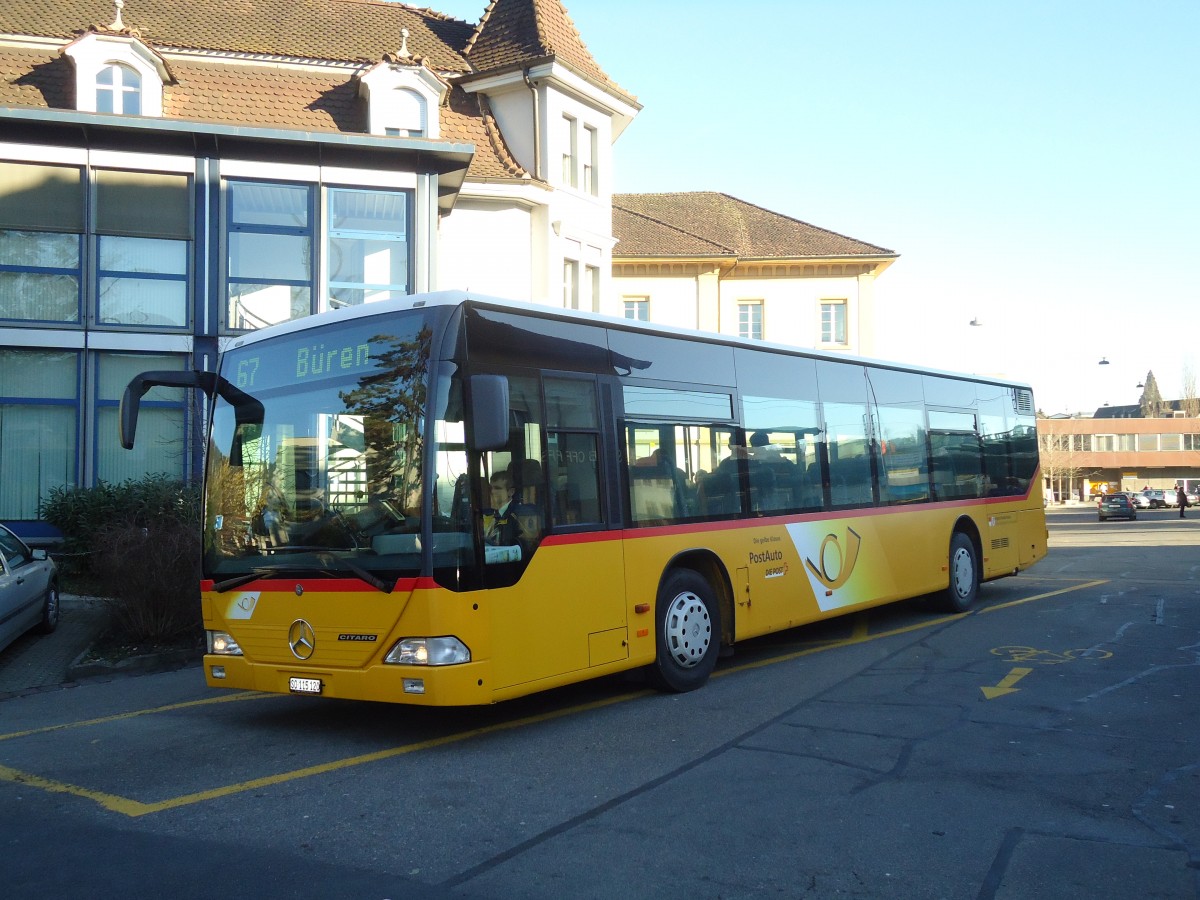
[{"x1": 981, "y1": 667, "x2": 1033, "y2": 700}]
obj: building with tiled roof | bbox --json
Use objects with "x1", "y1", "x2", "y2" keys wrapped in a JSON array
[
  {"x1": 0, "y1": 0, "x2": 641, "y2": 523},
  {"x1": 613, "y1": 192, "x2": 897, "y2": 356},
  {"x1": 0, "y1": 0, "x2": 900, "y2": 530}
]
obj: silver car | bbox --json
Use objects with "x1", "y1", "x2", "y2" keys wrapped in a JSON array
[
  {"x1": 1138, "y1": 489, "x2": 1166, "y2": 509},
  {"x1": 0, "y1": 524, "x2": 60, "y2": 655}
]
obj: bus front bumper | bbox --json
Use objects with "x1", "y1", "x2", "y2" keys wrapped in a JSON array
[{"x1": 204, "y1": 654, "x2": 493, "y2": 706}]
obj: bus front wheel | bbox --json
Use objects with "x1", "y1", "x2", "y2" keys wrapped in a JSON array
[
  {"x1": 650, "y1": 570, "x2": 721, "y2": 692},
  {"x1": 938, "y1": 532, "x2": 979, "y2": 614}
]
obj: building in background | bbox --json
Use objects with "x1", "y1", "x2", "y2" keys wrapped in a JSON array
[
  {"x1": 1037, "y1": 410, "x2": 1200, "y2": 502},
  {"x1": 612, "y1": 192, "x2": 896, "y2": 356}
]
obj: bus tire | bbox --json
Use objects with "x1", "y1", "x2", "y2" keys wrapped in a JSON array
[
  {"x1": 938, "y1": 531, "x2": 979, "y2": 614},
  {"x1": 650, "y1": 570, "x2": 720, "y2": 692}
]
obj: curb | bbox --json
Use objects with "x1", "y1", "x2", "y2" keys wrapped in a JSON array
[{"x1": 66, "y1": 646, "x2": 204, "y2": 681}]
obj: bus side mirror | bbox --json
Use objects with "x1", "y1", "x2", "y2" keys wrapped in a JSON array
[
  {"x1": 120, "y1": 370, "x2": 209, "y2": 449},
  {"x1": 469, "y1": 374, "x2": 509, "y2": 452}
]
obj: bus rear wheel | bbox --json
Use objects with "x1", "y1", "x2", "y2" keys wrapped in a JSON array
[
  {"x1": 650, "y1": 570, "x2": 720, "y2": 692},
  {"x1": 938, "y1": 532, "x2": 979, "y2": 614}
]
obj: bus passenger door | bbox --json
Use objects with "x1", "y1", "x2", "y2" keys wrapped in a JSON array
[{"x1": 489, "y1": 375, "x2": 628, "y2": 690}]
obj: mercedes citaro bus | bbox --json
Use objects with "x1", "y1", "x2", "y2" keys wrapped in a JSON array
[{"x1": 120, "y1": 291, "x2": 1046, "y2": 705}]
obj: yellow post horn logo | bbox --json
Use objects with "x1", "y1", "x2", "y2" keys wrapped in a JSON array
[{"x1": 805, "y1": 527, "x2": 862, "y2": 591}]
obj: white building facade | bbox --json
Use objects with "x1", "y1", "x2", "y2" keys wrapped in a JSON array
[{"x1": 0, "y1": 0, "x2": 893, "y2": 529}]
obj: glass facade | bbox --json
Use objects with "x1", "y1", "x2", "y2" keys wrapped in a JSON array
[
  {"x1": 1, "y1": 154, "x2": 417, "y2": 522},
  {"x1": 0, "y1": 350, "x2": 79, "y2": 519}
]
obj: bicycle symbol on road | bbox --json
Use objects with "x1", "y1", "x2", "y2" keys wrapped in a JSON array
[{"x1": 990, "y1": 645, "x2": 1113, "y2": 665}]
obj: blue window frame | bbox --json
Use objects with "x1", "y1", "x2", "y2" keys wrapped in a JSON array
[
  {"x1": 93, "y1": 352, "x2": 188, "y2": 485},
  {"x1": 0, "y1": 349, "x2": 81, "y2": 519},
  {"x1": 0, "y1": 231, "x2": 82, "y2": 324},
  {"x1": 326, "y1": 187, "x2": 409, "y2": 308},
  {"x1": 226, "y1": 180, "x2": 314, "y2": 330},
  {"x1": 0, "y1": 162, "x2": 85, "y2": 325},
  {"x1": 97, "y1": 236, "x2": 189, "y2": 327}
]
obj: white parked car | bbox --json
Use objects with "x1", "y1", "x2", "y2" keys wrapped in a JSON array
[
  {"x1": 0, "y1": 524, "x2": 60, "y2": 655},
  {"x1": 1137, "y1": 489, "x2": 1166, "y2": 508}
]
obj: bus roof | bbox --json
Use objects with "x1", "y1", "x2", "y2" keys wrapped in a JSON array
[{"x1": 221, "y1": 290, "x2": 1035, "y2": 394}]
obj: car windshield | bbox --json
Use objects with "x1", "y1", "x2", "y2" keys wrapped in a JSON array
[{"x1": 204, "y1": 313, "x2": 433, "y2": 585}]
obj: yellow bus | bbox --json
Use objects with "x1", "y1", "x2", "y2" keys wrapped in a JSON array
[{"x1": 121, "y1": 291, "x2": 1046, "y2": 705}]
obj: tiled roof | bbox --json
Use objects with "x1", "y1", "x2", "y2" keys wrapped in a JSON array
[
  {"x1": 0, "y1": 3, "x2": 530, "y2": 179},
  {"x1": 0, "y1": 0, "x2": 475, "y2": 69},
  {"x1": 466, "y1": 0, "x2": 633, "y2": 103},
  {"x1": 442, "y1": 86, "x2": 528, "y2": 179},
  {"x1": 163, "y1": 58, "x2": 360, "y2": 132},
  {"x1": 613, "y1": 192, "x2": 897, "y2": 261},
  {"x1": 0, "y1": 45, "x2": 73, "y2": 109},
  {"x1": 613, "y1": 204, "x2": 734, "y2": 258}
]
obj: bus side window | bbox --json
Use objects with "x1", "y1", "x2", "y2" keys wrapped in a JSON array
[
  {"x1": 548, "y1": 432, "x2": 602, "y2": 526},
  {"x1": 544, "y1": 377, "x2": 603, "y2": 529},
  {"x1": 627, "y1": 425, "x2": 698, "y2": 524}
]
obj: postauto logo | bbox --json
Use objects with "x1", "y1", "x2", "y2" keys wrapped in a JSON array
[{"x1": 786, "y1": 523, "x2": 865, "y2": 612}]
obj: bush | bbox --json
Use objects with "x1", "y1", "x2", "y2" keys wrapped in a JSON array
[
  {"x1": 42, "y1": 476, "x2": 201, "y2": 569},
  {"x1": 42, "y1": 476, "x2": 203, "y2": 644},
  {"x1": 90, "y1": 520, "x2": 202, "y2": 644}
]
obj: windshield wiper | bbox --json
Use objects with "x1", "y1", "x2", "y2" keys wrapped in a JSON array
[
  {"x1": 212, "y1": 572, "x2": 263, "y2": 593},
  {"x1": 212, "y1": 557, "x2": 395, "y2": 594},
  {"x1": 336, "y1": 558, "x2": 395, "y2": 594}
]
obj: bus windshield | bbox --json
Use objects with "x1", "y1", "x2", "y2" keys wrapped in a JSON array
[{"x1": 204, "y1": 312, "x2": 442, "y2": 587}]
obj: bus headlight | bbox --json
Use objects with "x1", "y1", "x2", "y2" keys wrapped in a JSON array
[
  {"x1": 207, "y1": 631, "x2": 243, "y2": 656},
  {"x1": 384, "y1": 637, "x2": 470, "y2": 666}
]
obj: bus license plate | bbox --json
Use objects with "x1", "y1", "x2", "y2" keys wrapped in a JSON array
[{"x1": 289, "y1": 677, "x2": 322, "y2": 694}]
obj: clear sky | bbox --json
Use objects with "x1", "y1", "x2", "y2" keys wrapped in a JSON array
[{"x1": 435, "y1": 0, "x2": 1199, "y2": 415}]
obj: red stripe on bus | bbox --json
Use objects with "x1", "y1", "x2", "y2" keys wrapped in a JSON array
[{"x1": 200, "y1": 576, "x2": 434, "y2": 592}]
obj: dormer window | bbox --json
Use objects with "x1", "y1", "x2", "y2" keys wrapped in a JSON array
[
  {"x1": 382, "y1": 89, "x2": 426, "y2": 138},
  {"x1": 358, "y1": 62, "x2": 446, "y2": 140},
  {"x1": 62, "y1": 31, "x2": 170, "y2": 118},
  {"x1": 96, "y1": 63, "x2": 141, "y2": 115}
]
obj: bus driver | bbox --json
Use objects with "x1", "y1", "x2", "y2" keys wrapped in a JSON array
[{"x1": 483, "y1": 471, "x2": 521, "y2": 546}]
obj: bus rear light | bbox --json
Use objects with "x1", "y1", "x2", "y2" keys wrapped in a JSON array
[
  {"x1": 385, "y1": 636, "x2": 470, "y2": 666},
  {"x1": 207, "y1": 631, "x2": 243, "y2": 656}
]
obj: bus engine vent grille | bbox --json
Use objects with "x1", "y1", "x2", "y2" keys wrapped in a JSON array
[
  {"x1": 1014, "y1": 388, "x2": 1035, "y2": 414},
  {"x1": 991, "y1": 537, "x2": 1010, "y2": 550}
]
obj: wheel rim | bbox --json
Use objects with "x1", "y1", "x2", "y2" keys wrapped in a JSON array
[
  {"x1": 663, "y1": 591, "x2": 711, "y2": 668},
  {"x1": 950, "y1": 546, "x2": 974, "y2": 599}
]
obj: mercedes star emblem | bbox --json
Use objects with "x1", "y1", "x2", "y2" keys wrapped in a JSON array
[{"x1": 288, "y1": 619, "x2": 316, "y2": 660}]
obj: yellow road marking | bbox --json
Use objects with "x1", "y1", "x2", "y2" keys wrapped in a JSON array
[
  {"x1": 0, "y1": 690, "x2": 271, "y2": 743},
  {"x1": 715, "y1": 614, "x2": 963, "y2": 677},
  {"x1": 0, "y1": 690, "x2": 650, "y2": 817},
  {"x1": 0, "y1": 577, "x2": 1105, "y2": 817},
  {"x1": 981, "y1": 667, "x2": 1033, "y2": 700},
  {"x1": 979, "y1": 579, "x2": 1108, "y2": 614}
]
